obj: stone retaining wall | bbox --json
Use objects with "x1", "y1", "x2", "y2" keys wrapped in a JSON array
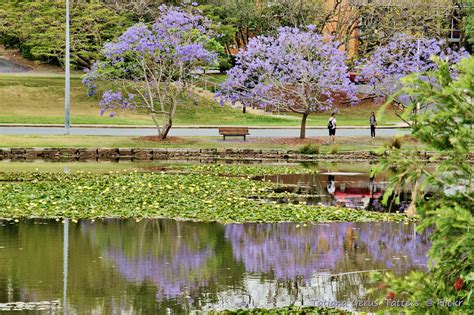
[{"x1": 1, "y1": 148, "x2": 469, "y2": 163}]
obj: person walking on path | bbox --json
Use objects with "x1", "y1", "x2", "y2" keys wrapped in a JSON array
[
  {"x1": 370, "y1": 112, "x2": 377, "y2": 138},
  {"x1": 328, "y1": 113, "x2": 336, "y2": 143}
]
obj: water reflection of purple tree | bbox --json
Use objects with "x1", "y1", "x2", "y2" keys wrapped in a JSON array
[
  {"x1": 108, "y1": 246, "x2": 213, "y2": 301},
  {"x1": 80, "y1": 220, "x2": 218, "y2": 302},
  {"x1": 83, "y1": 220, "x2": 430, "y2": 310},
  {"x1": 225, "y1": 223, "x2": 353, "y2": 280},
  {"x1": 225, "y1": 222, "x2": 430, "y2": 281},
  {"x1": 357, "y1": 223, "x2": 430, "y2": 271}
]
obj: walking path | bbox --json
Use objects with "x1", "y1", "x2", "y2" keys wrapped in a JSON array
[
  {"x1": 0, "y1": 58, "x2": 30, "y2": 73},
  {"x1": 0, "y1": 126, "x2": 409, "y2": 137}
]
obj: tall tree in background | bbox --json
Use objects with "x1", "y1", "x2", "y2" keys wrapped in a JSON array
[
  {"x1": 356, "y1": 0, "x2": 456, "y2": 56},
  {"x1": 319, "y1": 0, "x2": 360, "y2": 54},
  {"x1": 258, "y1": 0, "x2": 326, "y2": 32},
  {"x1": 0, "y1": 2, "x2": 131, "y2": 68},
  {"x1": 359, "y1": 35, "x2": 468, "y2": 123},
  {"x1": 218, "y1": 27, "x2": 356, "y2": 139}
]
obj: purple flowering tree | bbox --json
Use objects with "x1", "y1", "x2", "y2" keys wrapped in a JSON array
[
  {"x1": 218, "y1": 27, "x2": 356, "y2": 139},
  {"x1": 83, "y1": 5, "x2": 217, "y2": 139},
  {"x1": 359, "y1": 35, "x2": 468, "y2": 123}
]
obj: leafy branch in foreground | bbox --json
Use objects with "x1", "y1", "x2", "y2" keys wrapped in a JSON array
[{"x1": 372, "y1": 57, "x2": 473, "y2": 313}]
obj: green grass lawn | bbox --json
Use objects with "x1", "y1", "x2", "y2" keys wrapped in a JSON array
[
  {"x1": 0, "y1": 73, "x2": 400, "y2": 126},
  {"x1": 0, "y1": 135, "x2": 423, "y2": 152}
]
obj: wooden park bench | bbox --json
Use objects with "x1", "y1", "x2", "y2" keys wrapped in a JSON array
[{"x1": 218, "y1": 127, "x2": 250, "y2": 141}]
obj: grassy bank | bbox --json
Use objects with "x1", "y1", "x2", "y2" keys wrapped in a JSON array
[
  {"x1": 0, "y1": 161, "x2": 374, "y2": 174},
  {"x1": 0, "y1": 73, "x2": 399, "y2": 126},
  {"x1": 0, "y1": 170, "x2": 406, "y2": 223},
  {"x1": 0, "y1": 135, "x2": 420, "y2": 152}
]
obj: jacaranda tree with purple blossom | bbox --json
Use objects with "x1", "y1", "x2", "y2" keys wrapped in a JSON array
[
  {"x1": 359, "y1": 35, "x2": 468, "y2": 124},
  {"x1": 83, "y1": 5, "x2": 218, "y2": 139},
  {"x1": 218, "y1": 26, "x2": 356, "y2": 139}
]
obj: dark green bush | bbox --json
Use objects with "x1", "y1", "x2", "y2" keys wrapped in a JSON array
[{"x1": 298, "y1": 144, "x2": 320, "y2": 155}]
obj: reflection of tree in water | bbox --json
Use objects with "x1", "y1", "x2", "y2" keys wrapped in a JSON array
[
  {"x1": 225, "y1": 222, "x2": 430, "y2": 303},
  {"x1": 226, "y1": 222, "x2": 430, "y2": 278},
  {"x1": 226, "y1": 222, "x2": 355, "y2": 280},
  {"x1": 1, "y1": 220, "x2": 431, "y2": 313},
  {"x1": 80, "y1": 219, "x2": 244, "y2": 313},
  {"x1": 356, "y1": 222, "x2": 430, "y2": 271},
  {"x1": 108, "y1": 246, "x2": 213, "y2": 300},
  {"x1": 0, "y1": 221, "x2": 63, "y2": 304}
]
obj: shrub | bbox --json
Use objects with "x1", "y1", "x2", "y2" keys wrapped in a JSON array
[
  {"x1": 218, "y1": 55, "x2": 235, "y2": 73},
  {"x1": 329, "y1": 145, "x2": 339, "y2": 154},
  {"x1": 298, "y1": 144, "x2": 320, "y2": 155},
  {"x1": 388, "y1": 136, "x2": 403, "y2": 149}
]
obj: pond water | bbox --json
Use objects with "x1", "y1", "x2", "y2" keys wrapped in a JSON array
[
  {"x1": 0, "y1": 219, "x2": 430, "y2": 313},
  {"x1": 0, "y1": 59, "x2": 29, "y2": 73},
  {"x1": 0, "y1": 161, "x2": 423, "y2": 312},
  {"x1": 255, "y1": 172, "x2": 411, "y2": 212}
]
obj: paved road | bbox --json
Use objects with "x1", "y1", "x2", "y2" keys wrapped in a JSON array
[
  {"x1": 0, "y1": 126, "x2": 409, "y2": 137},
  {"x1": 0, "y1": 59, "x2": 30, "y2": 73}
]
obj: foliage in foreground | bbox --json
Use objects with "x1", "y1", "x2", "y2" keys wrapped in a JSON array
[
  {"x1": 372, "y1": 58, "x2": 473, "y2": 313},
  {"x1": 465, "y1": 0, "x2": 474, "y2": 45},
  {"x1": 0, "y1": 171, "x2": 405, "y2": 223}
]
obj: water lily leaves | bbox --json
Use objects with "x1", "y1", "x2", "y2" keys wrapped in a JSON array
[{"x1": 0, "y1": 170, "x2": 406, "y2": 223}]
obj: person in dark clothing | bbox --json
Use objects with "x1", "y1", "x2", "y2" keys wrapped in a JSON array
[
  {"x1": 370, "y1": 112, "x2": 376, "y2": 138},
  {"x1": 328, "y1": 113, "x2": 336, "y2": 143}
]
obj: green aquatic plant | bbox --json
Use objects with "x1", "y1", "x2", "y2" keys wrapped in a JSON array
[
  {"x1": 182, "y1": 164, "x2": 311, "y2": 176},
  {"x1": 0, "y1": 171, "x2": 405, "y2": 223}
]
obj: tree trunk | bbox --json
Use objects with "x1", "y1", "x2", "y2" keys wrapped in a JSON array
[
  {"x1": 300, "y1": 113, "x2": 309, "y2": 139},
  {"x1": 160, "y1": 122, "x2": 172, "y2": 140},
  {"x1": 239, "y1": 28, "x2": 247, "y2": 48},
  {"x1": 235, "y1": 31, "x2": 241, "y2": 49},
  {"x1": 225, "y1": 42, "x2": 231, "y2": 55}
]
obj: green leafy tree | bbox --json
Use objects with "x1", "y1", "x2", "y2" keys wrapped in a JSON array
[
  {"x1": 197, "y1": 4, "x2": 238, "y2": 71},
  {"x1": 257, "y1": 0, "x2": 326, "y2": 33},
  {"x1": 356, "y1": 0, "x2": 455, "y2": 56},
  {"x1": 465, "y1": 0, "x2": 474, "y2": 45},
  {"x1": 0, "y1": 2, "x2": 131, "y2": 68},
  {"x1": 372, "y1": 57, "x2": 473, "y2": 313},
  {"x1": 207, "y1": 0, "x2": 260, "y2": 50}
]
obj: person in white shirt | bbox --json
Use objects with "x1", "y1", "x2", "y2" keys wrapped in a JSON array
[
  {"x1": 327, "y1": 175, "x2": 336, "y2": 196},
  {"x1": 328, "y1": 113, "x2": 336, "y2": 143}
]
